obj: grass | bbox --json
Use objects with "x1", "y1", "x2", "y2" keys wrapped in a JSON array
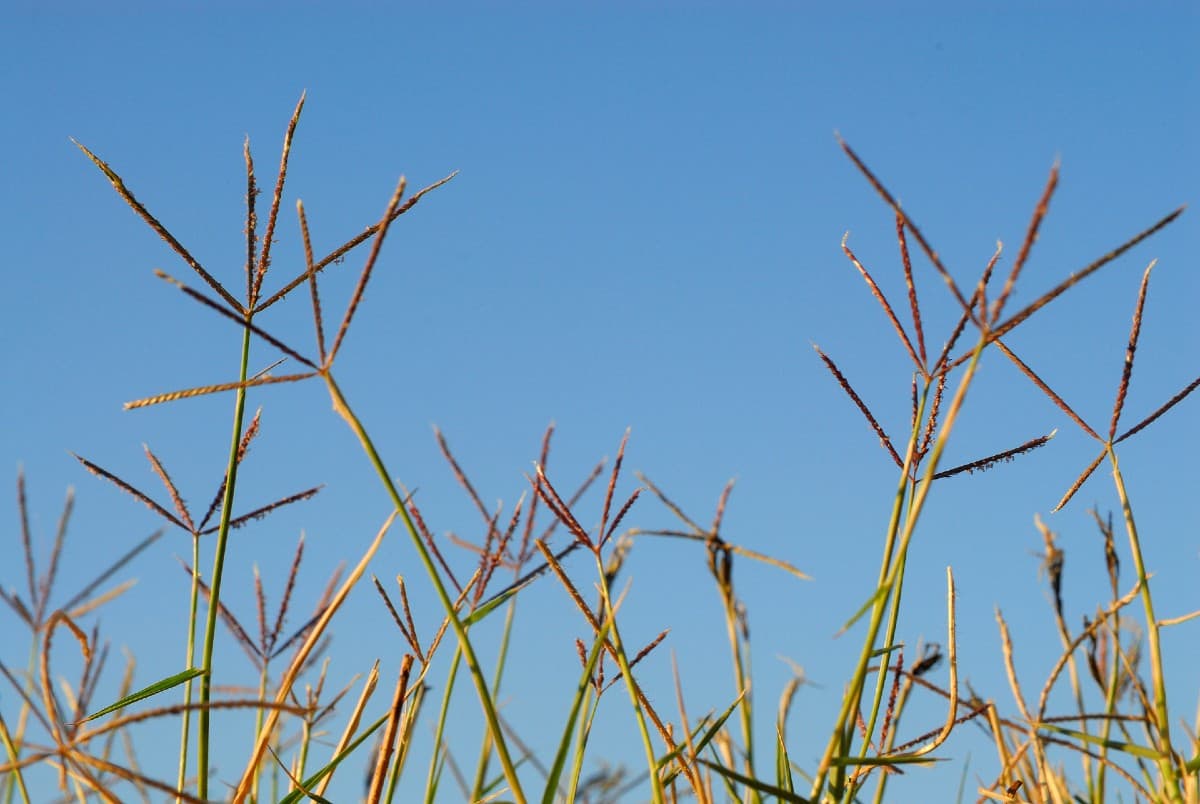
[{"x1": 2, "y1": 97, "x2": 1198, "y2": 802}]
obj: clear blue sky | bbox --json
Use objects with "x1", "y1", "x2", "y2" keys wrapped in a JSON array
[{"x1": 4, "y1": 6, "x2": 1198, "y2": 801}]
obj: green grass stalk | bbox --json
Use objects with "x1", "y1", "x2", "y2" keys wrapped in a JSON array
[
  {"x1": 173, "y1": 533, "x2": 202, "y2": 802},
  {"x1": 470, "y1": 598, "x2": 519, "y2": 801},
  {"x1": 195, "y1": 324, "x2": 253, "y2": 800},
  {"x1": 424, "y1": 647, "x2": 461, "y2": 804},
  {"x1": 323, "y1": 373, "x2": 526, "y2": 803},
  {"x1": 591, "y1": 553, "x2": 665, "y2": 804},
  {"x1": 1108, "y1": 446, "x2": 1181, "y2": 800}
]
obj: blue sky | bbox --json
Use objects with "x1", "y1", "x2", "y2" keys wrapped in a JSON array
[{"x1": 4, "y1": 6, "x2": 1198, "y2": 801}]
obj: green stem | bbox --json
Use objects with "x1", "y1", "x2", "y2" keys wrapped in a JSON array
[
  {"x1": 470, "y1": 598, "x2": 519, "y2": 800},
  {"x1": 174, "y1": 533, "x2": 202, "y2": 802},
  {"x1": 1108, "y1": 446, "x2": 1181, "y2": 800},
  {"x1": 196, "y1": 324, "x2": 253, "y2": 799},
  {"x1": 324, "y1": 373, "x2": 526, "y2": 804},
  {"x1": 593, "y1": 552, "x2": 664, "y2": 804}
]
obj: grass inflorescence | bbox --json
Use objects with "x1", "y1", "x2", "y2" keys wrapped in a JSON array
[{"x1": 2, "y1": 98, "x2": 1196, "y2": 803}]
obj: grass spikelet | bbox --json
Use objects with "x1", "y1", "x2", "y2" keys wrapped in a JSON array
[
  {"x1": 73, "y1": 140, "x2": 245, "y2": 315},
  {"x1": 326, "y1": 177, "x2": 407, "y2": 366},
  {"x1": 1109, "y1": 261, "x2": 1155, "y2": 440},
  {"x1": 931, "y1": 429, "x2": 1056, "y2": 480},
  {"x1": 989, "y1": 160, "x2": 1059, "y2": 324},
  {"x1": 842, "y1": 232, "x2": 924, "y2": 374},
  {"x1": 812, "y1": 345, "x2": 903, "y2": 468},
  {"x1": 153, "y1": 269, "x2": 317, "y2": 369},
  {"x1": 123, "y1": 372, "x2": 318, "y2": 410},
  {"x1": 72, "y1": 455, "x2": 187, "y2": 531},
  {"x1": 256, "y1": 170, "x2": 458, "y2": 314},
  {"x1": 252, "y1": 93, "x2": 306, "y2": 307},
  {"x1": 987, "y1": 206, "x2": 1184, "y2": 346}
]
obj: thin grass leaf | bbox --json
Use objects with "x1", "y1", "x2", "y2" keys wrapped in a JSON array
[
  {"x1": 279, "y1": 713, "x2": 390, "y2": 804},
  {"x1": 1036, "y1": 723, "x2": 1166, "y2": 761},
  {"x1": 72, "y1": 139, "x2": 245, "y2": 315},
  {"x1": 542, "y1": 618, "x2": 614, "y2": 804},
  {"x1": 696, "y1": 758, "x2": 812, "y2": 803},
  {"x1": 76, "y1": 668, "x2": 205, "y2": 724}
]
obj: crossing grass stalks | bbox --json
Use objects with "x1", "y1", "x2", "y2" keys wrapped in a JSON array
[{"x1": 2, "y1": 98, "x2": 1197, "y2": 802}]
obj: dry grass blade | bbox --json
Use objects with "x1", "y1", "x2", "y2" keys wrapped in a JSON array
[
  {"x1": 325, "y1": 177, "x2": 407, "y2": 365},
  {"x1": 984, "y1": 206, "x2": 1184, "y2": 351},
  {"x1": 990, "y1": 161, "x2": 1059, "y2": 324},
  {"x1": 72, "y1": 139, "x2": 244, "y2": 315},
  {"x1": 72, "y1": 455, "x2": 187, "y2": 531},
  {"x1": 297, "y1": 200, "x2": 327, "y2": 364},
  {"x1": 837, "y1": 135, "x2": 977, "y2": 324},
  {"x1": 314, "y1": 662, "x2": 380, "y2": 798},
  {"x1": 993, "y1": 340, "x2": 1100, "y2": 440},
  {"x1": 1115, "y1": 372, "x2": 1200, "y2": 445},
  {"x1": 141, "y1": 445, "x2": 194, "y2": 533},
  {"x1": 931, "y1": 430, "x2": 1056, "y2": 481},
  {"x1": 252, "y1": 92, "x2": 306, "y2": 306},
  {"x1": 1053, "y1": 449, "x2": 1106, "y2": 513},
  {"x1": 256, "y1": 171, "x2": 458, "y2": 313},
  {"x1": 124, "y1": 371, "x2": 318, "y2": 410},
  {"x1": 1109, "y1": 261, "x2": 1155, "y2": 440},
  {"x1": 812, "y1": 345, "x2": 903, "y2": 468},
  {"x1": 232, "y1": 510, "x2": 395, "y2": 802},
  {"x1": 366, "y1": 655, "x2": 414, "y2": 804},
  {"x1": 153, "y1": 270, "x2": 317, "y2": 370},
  {"x1": 842, "y1": 233, "x2": 924, "y2": 375}
]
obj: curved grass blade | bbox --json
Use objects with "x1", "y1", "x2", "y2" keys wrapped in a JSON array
[{"x1": 76, "y1": 667, "x2": 205, "y2": 724}]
